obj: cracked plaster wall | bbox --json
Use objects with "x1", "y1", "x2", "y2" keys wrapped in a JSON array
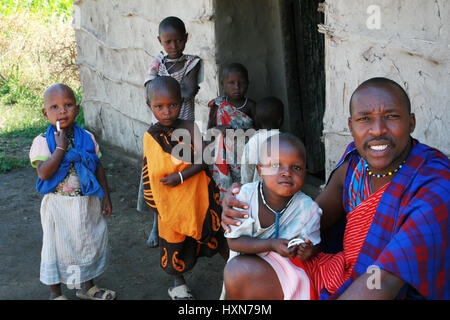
[{"x1": 321, "y1": 0, "x2": 449, "y2": 177}]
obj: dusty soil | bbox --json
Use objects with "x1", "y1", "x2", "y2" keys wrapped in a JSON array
[{"x1": 0, "y1": 145, "x2": 226, "y2": 300}]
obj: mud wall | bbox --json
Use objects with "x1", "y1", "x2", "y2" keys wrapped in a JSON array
[{"x1": 321, "y1": 0, "x2": 449, "y2": 176}]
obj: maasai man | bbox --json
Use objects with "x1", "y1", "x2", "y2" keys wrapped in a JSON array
[{"x1": 220, "y1": 77, "x2": 449, "y2": 300}]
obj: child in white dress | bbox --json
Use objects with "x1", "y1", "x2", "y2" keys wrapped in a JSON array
[{"x1": 29, "y1": 83, "x2": 115, "y2": 300}]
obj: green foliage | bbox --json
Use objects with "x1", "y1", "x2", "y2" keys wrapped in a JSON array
[
  {"x1": 0, "y1": 0, "x2": 73, "y2": 23},
  {"x1": 0, "y1": 3, "x2": 82, "y2": 172}
]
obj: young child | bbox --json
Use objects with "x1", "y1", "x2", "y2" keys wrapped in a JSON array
[
  {"x1": 139, "y1": 16, "x2": 202, "y2": 247},
  {"x1": 29, "y1": 83, "x2": 115, "y2": 300},
  {"x1": 240, "y1": 96, "x2": 284, "y2": 184},
  {"x1": 142, "y1": 76, "x2": 227, "y2": 300},
  {"x1": 224, "y1": 133, "x2": 322, "y2": 300},
  {"x1": 144, "y1": 16, "x2": 201, "y2": 121},
  {"x1": 207, "y1": 63, "x2": 255, "y2": 199}
]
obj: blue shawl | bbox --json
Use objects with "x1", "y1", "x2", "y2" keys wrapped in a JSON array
[{"x1": 35, "y1": 124, "x2": 105, "y2": 197}]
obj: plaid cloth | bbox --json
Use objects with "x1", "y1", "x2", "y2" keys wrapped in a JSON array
[{"x1": 322, "y1": 139, "x2": 450, "y2": 300}]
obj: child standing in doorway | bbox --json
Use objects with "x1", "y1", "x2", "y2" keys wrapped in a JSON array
[
  {"x1": 142, "y1": 76, "x2": 227, "y2": 300},
  {"x1": 139, "y1": 16, "x2": 202, "y2": 247},
  {"x1": 207, "y1": 63, "x2": 255, "y2": 200},
  {"x1": 29, "y1": 83, "x2": 115, "y2": 300}
]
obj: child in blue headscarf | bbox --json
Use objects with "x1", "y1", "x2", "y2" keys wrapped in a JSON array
[{"x1": 29, "y1": 83, "x2": 115, "y2": 300}]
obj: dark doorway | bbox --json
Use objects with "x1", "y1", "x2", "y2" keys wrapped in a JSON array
[{"x1": 282, "y1": 0, "x2": 326, "y2": 179}]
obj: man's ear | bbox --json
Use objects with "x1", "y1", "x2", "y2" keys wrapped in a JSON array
[
  {"x1": 409, "y1": 113, "x2": 416, "y2": 134},
  {"x1": 348, "y1": 117, "x2": 353, "y2": 136}
]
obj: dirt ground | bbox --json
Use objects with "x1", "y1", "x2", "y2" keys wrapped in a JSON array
[{"x1": 0, "y1": 145, "x2": 226, "y2": 300}]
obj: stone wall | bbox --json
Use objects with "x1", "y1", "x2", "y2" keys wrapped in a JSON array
[{"x1": 321, "y1": 0, "x2": 450, "y2": 176}]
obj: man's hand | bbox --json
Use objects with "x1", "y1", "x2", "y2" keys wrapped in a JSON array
[{"x1": 221, "y1": 183, "x2": 249, "y2": 233}]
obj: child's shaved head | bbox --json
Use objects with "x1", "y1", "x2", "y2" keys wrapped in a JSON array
[
  {"x1": 44, "y1": 83, "x2": 76, "y2": 106},
  {"x1": 158, "y1": 16, "x2": 186, "y2": 35},
  {"x1": 349, "y1": 77, "x2": 411, "y2": 115},
  {"x1": 146, "y1": 76, "x2": 182, "y2": 104},
  {"x1": 222, "y1": 63, "x2": 249, "y2": 82},
  {"x1": 254, "y1": 97, "x2": 284, "y2": 129}
]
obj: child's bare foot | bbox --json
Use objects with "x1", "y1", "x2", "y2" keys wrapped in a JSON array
[{"x1": 49, "y1": 283, "x2": 63, "y2": 300}]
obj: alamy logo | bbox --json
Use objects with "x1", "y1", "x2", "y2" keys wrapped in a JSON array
[
  {"x1": 169, "y1": 128, "x2": 279, "y2": 169},
  {"x1": 366, "y1": 5, "x2": 381, "y2": 30},
  {"x1": 366, "y1": 265, "x2": 381, "y2": 290},
  {"x1": 66, "y1": 265, "x2": 81, "y2": 289}
]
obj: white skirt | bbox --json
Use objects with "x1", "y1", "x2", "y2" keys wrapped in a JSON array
[{"x1": 39, "y1": 193, "x2": 109, "y2": 285}]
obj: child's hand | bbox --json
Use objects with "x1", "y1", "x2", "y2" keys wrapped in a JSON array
[
  {"x1": 294, "y1": 239, "x2": 316, "y2": 261},
  {"x1": 54, "y1": 128, "x2": 68, "y2": 151},
  {"x1": 102, "y1": 195, "x2": 112, "y2": 218},
  {"x1": 160, "y1": 173, "x2": 181, "y2": 187},
  {"x1": 270, "y1": 238, "x2": 297, "y2": 258}
]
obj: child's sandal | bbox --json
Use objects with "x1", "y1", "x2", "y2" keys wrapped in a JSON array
[{"x1": 76, "y1": 285, "x2": 116, "y2": 300}]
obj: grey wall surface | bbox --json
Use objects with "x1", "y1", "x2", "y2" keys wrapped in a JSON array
[{"x1": 321, "y1": 0, "x2": 449, "y2": 176}]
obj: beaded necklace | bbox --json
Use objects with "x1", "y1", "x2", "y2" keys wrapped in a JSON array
[
  {"x1": 225, "y1": 96, "x2": 248, "y2": 110},
  {"x1": 365, "y1": 160, "x2": 406, "y2": 178}
]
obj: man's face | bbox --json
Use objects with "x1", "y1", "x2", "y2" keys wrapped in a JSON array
[{"x1": 348, "y1": 85, "x2": 415, "y2": 174}]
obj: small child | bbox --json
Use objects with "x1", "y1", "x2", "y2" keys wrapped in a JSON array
[
  {"x1": 240, "y1": 96, "x2": 284, "y2": 184},
  {"x1": 207, "y1": 63, "x2": 255, "y2": 199},
  {"x1": 144, "y1": 16, "x2": 201, "y2": 121},
  {"x1": 224, "y1": 133, "x2": 322, "y2": 300},
  {"x1": 142, "y1": 76, "x2": 227, "y2": 300},
  {"x1": 139, "y1": 16, "x2": 202, "y2": 247},
  {"x1": 29, "y1": 83, "x2": 115, "y2": 300}
]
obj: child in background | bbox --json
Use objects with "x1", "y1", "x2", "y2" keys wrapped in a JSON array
[
  {"x1": 240, "y1": 96, "x2": 284, "y2": 184},
  {"x1": 29, "y1": 83, "x2": 115, "y2": 300},
  {"x1": 207, "y1": 63, "x2": 255, "y2": 199},
  {"x1": 142, "y1": 76, "x2": 227, "y2": 300},
  {"x1": 139, "y1": 16, "x2": 202, "y2": 247},
  {"x1": 224, "y1": 133, "x2": 322, "y2": 300},
  {"x1": 144, "y1": 16, "x2": 201, "y2": 121}
]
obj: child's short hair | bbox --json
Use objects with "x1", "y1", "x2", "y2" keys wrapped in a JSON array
[
  {"x1": 254, "y1": 97, "x2": 284, "y2": 129},
  {"x1": 222, "y1": 63, "x2": 249, "y2": 82},
  {"x1": 145, "y1": 76, "x2": 181, "y2": 104},
  {"x1": 158, "y1": 16, "x2": 186, "y2": 35}
]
